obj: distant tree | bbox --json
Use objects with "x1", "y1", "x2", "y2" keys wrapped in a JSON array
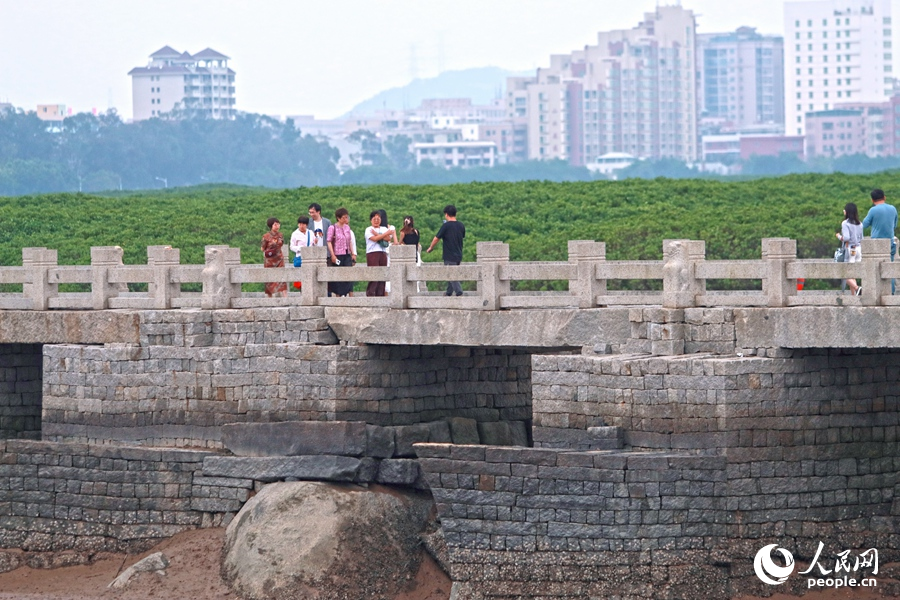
[
  {"x1": 741, "y1": 153, "x2": 811, "y2": 177},
  {"x1": 618, "y1": 158, "x2": 698, "y2": 180},
  {"x1": 383, "y1": 135, "x2": 414, "y2": 170}
]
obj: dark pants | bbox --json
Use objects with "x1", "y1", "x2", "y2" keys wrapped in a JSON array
[
  {"x1": 328, "y1": 254, "x2": 354, "y2": 296},
  {"x1": 366, "y1": 251, "x2": 388, "y2": 296},
  {"x1": 444, "y1": 259, "x2": 462, "y2": 296}
]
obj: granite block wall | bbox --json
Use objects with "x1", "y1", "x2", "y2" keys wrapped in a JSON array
[
  {"x1": 0, "y1": 344, "x2": 42, "y2": 440},
  {"x1": 418, "y1": 439, "x2": 900, "y2": 599},
  {"x1": 40, "y1": 308, "x2": 533, "y2": 447},
  {"x1": 0, "y1": 440, "x2": 246, "y2": 553}
]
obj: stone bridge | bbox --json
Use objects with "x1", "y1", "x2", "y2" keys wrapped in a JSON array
[{"x1": 0, "y1": 239, "x2": 897, "y2": 599}]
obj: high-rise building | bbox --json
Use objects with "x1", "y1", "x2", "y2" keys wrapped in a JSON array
[
  {"x1": 507, "y1": 5, "x2": 700, "y2": 165},
  {"x1": 128, "y1": 46, "x2": 236, "y2": 121},
  {"x1": 698, "y1": 27, "x2": 785, "y2": 130},
  {"x1": 784, "y1": 0, "x2": 893, "y2": 136}
]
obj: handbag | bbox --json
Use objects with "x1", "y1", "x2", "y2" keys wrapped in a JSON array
[{"x1": 834, "y1": 246, "x2": 846, "y2": 262}]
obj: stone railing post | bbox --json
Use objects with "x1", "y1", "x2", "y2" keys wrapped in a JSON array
[
  {"x1": 22, "y1": 247, "x2": 58, "y2": 310},
  {"x1": 388, "y1": 244, "x2": 417, "y2": 309},
  {"x1": 568, "y1": 240, "x2": 605, "y2": 308},
  {"x1": 686, "y1": 240, "x2": 707, "y2": 299},
  {"x1": 201, "y1": 245, "x2": 240, "y2": 310},
  {"x1": 861, "y1": 237, "x2": 891, "y2": 305},
  {"x1": 662, "y1": 239, "x2": 698, "y2": 309},
  {"x1": 299, "y1": 245, "x2": 328, "y2": 306},
  {"x1": 762, "y1": 238, "x2": 797, "y2": 307},
  {"x1": 477, "y1": 241, "x2": 509, "y2": 311},
  {"x1": 147, "y1": 245, "x2": 180, "y2": 309},
  {"x1": 90, "y1": 246, "x2": 125, "y2": 310}
]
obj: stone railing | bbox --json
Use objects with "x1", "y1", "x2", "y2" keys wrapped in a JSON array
[{"x1": 0, "y1": 238, "x2": 897, "y2": 311}]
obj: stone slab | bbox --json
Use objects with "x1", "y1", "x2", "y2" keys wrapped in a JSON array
[
  {"x1": 202, "y1": 455, "x2": 367, "y2": 482},
  {"x1": 221, "y1": 421, "x2": 368, "y2": 457}
]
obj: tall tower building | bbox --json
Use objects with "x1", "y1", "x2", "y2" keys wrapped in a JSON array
[
  {"x1": 129, "y1": 46, "x2": 236, "y2": 121},
  {"x1": 784, "y1": 0, "x2": 892, "y2": 136},
  {"x1": 698, "y1": 27, "x2": 785, "y2": 130},
  {"x1": 507, "y1": 5, "x2": 700, "y2": 165}
]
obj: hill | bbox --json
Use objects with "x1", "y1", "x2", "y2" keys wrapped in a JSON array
[{"x1": 344, "y1": 67, "x2": 529, "y2": 116}]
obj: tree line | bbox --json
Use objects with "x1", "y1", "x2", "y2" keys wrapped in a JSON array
[{"x1": 3, "y1": 108, "x2": 900, "y2": 196}]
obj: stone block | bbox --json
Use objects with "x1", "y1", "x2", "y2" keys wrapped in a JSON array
[
  {"x1": 376, "y1": 459, "x2": 422, "y2": 486},
  {"x1": 394, "y1": 424, "x2": 434, "y2": 457},
  {"x1": 477, "y1": 421, "x2": 513, "y2": 446},
  {"x1": 365, "y1": 425, "x2": 395, "y2": 458},
  {"x1": 202, "y1": 455, "x2": 364, "y2": 482},
  {"x1": 446, "y1": 417, "x2": 480, "y2": 445},
  {"x1": 220, "y1": 421, "x2": 367, "y2": 457}
]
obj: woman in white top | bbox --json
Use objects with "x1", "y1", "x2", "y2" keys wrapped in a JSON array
[
  {"x1": 365, "y1": 210, "x2": 394, "y2": 296},
  {"x1": 836, "y1": 202, "x2": 863, "y2": 295},
  {"x1": 290, "y1": 216, "x2": 314, "y2": 267}
]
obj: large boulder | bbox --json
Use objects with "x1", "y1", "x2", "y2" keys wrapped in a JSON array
[{"x1": 222, "y1": 481, "x2": 434, "y2": 600}]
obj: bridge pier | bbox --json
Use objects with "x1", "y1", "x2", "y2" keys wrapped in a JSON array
[{"x1": 0, "y1": 343, "x2": 42, "y2": 440}]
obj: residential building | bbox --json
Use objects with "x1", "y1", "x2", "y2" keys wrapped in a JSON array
[
  {"x1": 129, "y1": 46, "x2": 236, "y2": 121},
  {"x1": 697, "y1": 27, "x2": 785, "y2": 130},
  {"x1": 507, "y1": 5, "x2": 700, "y2": 165},
  {"x1": 413, "y1": 138, "x2": 497, "y2": 168},
  {"x1": 36, "y1": 104, "x2": 66, "y2": 122},
  {"x1": 805, "y1": 109, "x2": 866, "y2": 157},
  {"x1": 740, "y1": 135, "x2": 804, "y2": 159},
  {"x1": 784, "y1": 0, "x2": 893, "y2": 136}
]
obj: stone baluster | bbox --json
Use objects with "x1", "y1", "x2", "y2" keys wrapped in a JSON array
[
  {"x1": 201, "y1": 245, "x2": 240, "y2": 310},
  {"x1": 147, "y1": 245, "x2": 180, "y2": 309},
  {"x1": 861, "y1": 237, "x2": 891, "y2": 305},
  {"x1": 477, "y1": 242, "x2": 509, "y2": 311},
  {"x1": 90, "y1": 246, "x2": 125, "y2": 310},
  {"x1": 568, "y1": 240, "x2": 605, "y2": 309},
  {"x1": 761, "y1": 238, "x2": 797, "y2": 307},
  {"x1": 662, "y1": 239, "x2": 698, "y2": 309},
  {"x1": 22, "y1": 247, "x2": 58, "y2": 310},
  {"x1": 299, "y1": 245, "x2": 328, "y2": 306},
  {"x1": 388, "y1": 244, "x2": 417, "y2": 309},
  {"x1": 686, "y1": 240, "x2": 707, "y2": 299}
]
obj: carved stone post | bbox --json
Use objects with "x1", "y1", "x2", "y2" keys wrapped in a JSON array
[
  {"x1": 761, "y1": 238, "x2": 797, "y2": 307},
  {"x1": 147, "y1": 245, "x2": 180, "y2": 309},
  {"x1": 22, "y1": 247, "x2": 58, "y2": 310},
  {"x1": 686, "y1": 240, "x2": 706, "y2": 299},
  {"x1": 201, "y1": 245, "x2": 240, "y2": 310},
  {"x1": 861, "y1": 238, "x2": 891, "y2": 305},
  {"x1": 568, "y1": 240, "x2": 605, "y2": 308},
  {"x1": 388, "y1": 244, "x2": 417, "y2": 309},
  {"x1": 90, "y1": 246, "x2": 125, "y2": 310},
  {"x1": 477, "y1": 242, "x2": 509, "y2": 311},
  {"x1": 662, "y1": 239, "x2": 697, "y2": 309},
  {"x1": 299, "y1": 245, "x2": 328, "y2": 306}
]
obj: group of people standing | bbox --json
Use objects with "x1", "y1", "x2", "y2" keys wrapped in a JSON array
[
  {"x1": 260, "y1": 203, "x2": 465, "y2": 298},
  {"x1": 835, "y1": 188, "x2": 898, "y2": 295}
]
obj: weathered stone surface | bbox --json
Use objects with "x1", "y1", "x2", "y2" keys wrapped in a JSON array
[
  {"x1": 395, "y1": 423, "x2": 435, "y2": 457},
  {"x1": 324, "y1": 307, "x2": 632, "y2": 348},
  {"x1": 366, "y1": 424, "x2": 395, "y2": 458},
  {"x1": 202, "y1": 455, "x2": 366, "y2": 482},
  {"x1": 477, "y1": 421, "x2": 513, "y2": 446},
  {"x1": 222, "y1": 481, "x2": 433, "y2": 600},
  {"x1": 446, "y1": 417, "x2": 480, "y2": 445},
  {"x1": 376, "y1": 459, "x2": 421, "y2": 486},
  {"x1": 108, "y1": 552, "x2": 169, "y2": 589},
  {"x1": 0, "y1": 311, "x2": 141, "y2": 344},
  {"x1": 221, "y1": 421, "x2": 367, "y2": 457},
  {"x1": 734, "y1": 306, "x2": 900, "y2": 349}
]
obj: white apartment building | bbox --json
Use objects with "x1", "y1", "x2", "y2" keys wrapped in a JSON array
[
  {"x1": 784, "y1": 0, "x2": 892, "y2": 136},
  {"x1": 698, "y1": 27, "x2": 785, "y2": 130},
  {"x1": 129, "y1": 46, "x2": 236, "y2": 121},
  {"x1": 507, "y1": 5, "x2": 699, "y2": 165}
]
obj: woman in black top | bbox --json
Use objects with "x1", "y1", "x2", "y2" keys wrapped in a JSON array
[{"x1": 399, "y1": 215, "x2": 420, "y2": 259}]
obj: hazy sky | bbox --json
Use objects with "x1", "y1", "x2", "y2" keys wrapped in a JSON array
[{"x1": 0, "y1": 0, "x2": 888, "y2": 120}]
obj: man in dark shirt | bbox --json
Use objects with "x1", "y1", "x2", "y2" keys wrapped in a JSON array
[{"x1": 426, "y1": 204, "x2": 466, "y2": 296}]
